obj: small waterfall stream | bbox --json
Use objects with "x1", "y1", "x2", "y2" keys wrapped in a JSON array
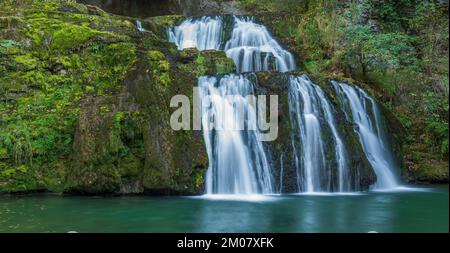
[
  {"x1": 289, "y1": 76, "x2": 349, "y2": 192},
  {"x1": 332, "y1": 82, "x2": 399, "y2": 189},
  {"x1": 316, "y1": 90, "x2": 349, "y2": 192},
  {"x1": 136, "y1": 20, "x2": 145, "y2": 32},
  {"x1": 169, "y1": 16, "x2": 224, "y2": 50},
  {"x1": 224, "y1": 16, "x2": 296, "y2": 72}
]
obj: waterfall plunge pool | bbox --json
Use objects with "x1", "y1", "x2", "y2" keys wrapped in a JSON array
[{"x1": 0, "y1": 185, "x2": 447, "y2": 232}]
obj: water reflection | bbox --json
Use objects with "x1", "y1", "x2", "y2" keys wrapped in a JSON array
[{"x1": 0, "y1": 187, "x2": 448, "y2": 232}]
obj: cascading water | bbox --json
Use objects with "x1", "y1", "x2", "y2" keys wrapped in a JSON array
[
  {"x1": 168, "y1": 15, "x2": 296, "y2": 73},
  {"x1": 169, "y1": 15, "x2": 296, "y2": 195},
  {"x1": 136, "y1": 20, "x2": 145, "y2": 32},
  {"x1": 199, "y1": 75, "x2": 274, "y2": 194},
  {"x1": 224, "y1": 16, "x2": 296, "y2": 73},
  {"x1": 169, "y1": 14, "x2": 398, "y2": 194},
  {"x1": 168, "y1": 16, "x2": 224, "y2": 50},
  {"x1": 332, "y1": 81, "x2": 399, "y2": 189},
  {"x1": 288, "y1": 76, "x2": 349, "y2": 192},
  {"x1": 315, "y1": 88, "x2": 349, "y2": 192}
]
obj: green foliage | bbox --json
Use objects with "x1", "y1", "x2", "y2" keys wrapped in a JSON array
[
  {"x1": 340, "y1": 2, "x2": 416, "y2": 80},
  {"x1": 0, "y1": 164, "x2": 38, "y2": 192},
  {"x1": 147, "y1": 50, "x2": 171, "y2": 89},
  {"x1": 193, "y1": 170, "x2": 204, "y2": 189},
  {"x1": 14, "y1": 53, "x2": 40, "y2": 69},
  {"x1": 0, "y1": 0, "x2": 137, "y2": 192},
  {"x1": 0, "y1": 123, "x2": 32, "y2": 165},
  {"x1": 353, "y1": 29, "x2": 412, "y2": 69},
  {"x1": 423, "y1": 91, "x2": 449, "y2": 156},
  {"x1": 1, "y1": 85, "x2": 81, "y2": 161},
  {"x1": 51, "y1": 24, "x2": 99, "y2": 52},
  {"x1": 194, "y1": 54, "x2": 208, "y2": 77},
  {"x1": 238, "y1": 0, "x2": 257, "y2": 9},
  {"x1": 109, "y1": 112, "x2": 126, "y2": 155},
  {"x1": 78, "y1": 42, "x2": 136, "y2": 94},
  {"x1": 118, "y1": 153, "x2": 141, "y2": 179},
  {"x1": 150, "y1": 15, "x2": 185, "y2": 27}
]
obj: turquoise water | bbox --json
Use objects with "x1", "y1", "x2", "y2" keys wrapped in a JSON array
[{"x1": 0, "y1": 186, "x2": 448, "y2": 233}]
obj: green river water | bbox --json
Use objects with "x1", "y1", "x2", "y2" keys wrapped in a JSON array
[{"x1": 0, "y1": 186, "x2": 448, "y2": 233}]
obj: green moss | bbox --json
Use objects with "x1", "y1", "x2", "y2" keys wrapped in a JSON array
[
  {"x1": 59, "y1": 1, "x2": 89, "y2": 14},
  {"x1": 51, "y1": 24, "x2": 99, "y2": 52},
  {"x1": 194, "y1": 54, "x2": 208, "y2": 76},
  {"x1": 416, "y1": 163, "x2": 448, "y2": 182},
  {"x1": 14, "y1": 53, "x2": 39, "y2": 69},
  {"x1": 193, "y1": 170, "x2": 204, "y2": 189},
  {"x1": 149, "y1": 15, "x2": 186, "y2": 27},
  {"x1": 147, "y1": 49, "x2": 165, "y2": 59},
  {"x1": 0, "y1": 0, "x2": 139, "y2": 193},
  {"x1": 0, "y1": 161, "x2": 66, "y2": 193},
  {"x1": 147, "y1": 50, "x2": 171, "y2": 89},
  {"x1": 215, "y1": 60, "x2": 235, "y2": 75},
  {"x1": 119, "y1": 153, "x2": 141, "y2": 179},
  {"x1": 177, "y1": 49, "x2": 236, "y2": 77},
  {"x1": 0, "y1": 148, "x2": 8, "y2": 159}
]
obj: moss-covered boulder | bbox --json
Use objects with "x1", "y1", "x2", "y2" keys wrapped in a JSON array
[
  {"x1": 0, "y1": 0, "x2": 211, "y2": 195},
  {"x1": 0, "y1": 0, "x2": 139, "y2": 193},
  {"x1": 65, "y1": 95, "x2": 142, "y2": 194},
  {"x1": 123, "y1": 56, "x2": 208, "y2": 195}
]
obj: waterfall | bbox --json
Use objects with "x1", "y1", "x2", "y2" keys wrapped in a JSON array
[
  {"x1": 224, "y1": 16, "x2": 296, "y2": 73},
  {"x1": 168, "y1": 15, "x2": 399, "y2": 194},
  {"x1": 168, "y1": 15, "x2": 296, "y2": 73},
  {"x1": 332, "y1": 81, "x2": 399, "y2": 189},
  {"x1": 199, "y1": 75, "x2": 274, "y2": 194},
  {"x1": 314, "y1": 86, "x2": 349, "y2": 192},
  {"x1": 136, "y1": 20, "x2": 145, "y2": 32},
  {"x1": 279, "y1": 154, "x2": 284, "y2": 194},
  {"x1": 288, "y1": 76, "x2": 349, "y2": 192},
  {"x1": 169, "y1": 15, "x2": 296, "y2": 195},
  {"x1": 168, "y1": 16, "x2": 224, "y2": 51}
]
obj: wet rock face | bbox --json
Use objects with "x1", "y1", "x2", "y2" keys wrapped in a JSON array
[
  {"x1": 67, "y1": 94, "x2": 139, "y2": 194},
  {"x1": 255, "y1": 73, "x2": 376, "y2": 192},
  {"x1": 77, "y1": 0, "x2": 244, "y2": 18}
]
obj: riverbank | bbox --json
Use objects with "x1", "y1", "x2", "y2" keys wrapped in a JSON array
[{"x1": 1, "y1": 183, "x2": 448, "y2": 197}]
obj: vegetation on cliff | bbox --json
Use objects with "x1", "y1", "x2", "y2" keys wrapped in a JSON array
[
  {"x1": 0, "y1": 0, "x2": 233, "y2": 194},
  {"x1": 0, "y1": 0, "x2": 139, "y2": 192}
]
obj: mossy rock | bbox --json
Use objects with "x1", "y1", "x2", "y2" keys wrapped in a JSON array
[
  {"x1": 177, "y1": 48, "x2": 236, "y2": 77},
  {"x1": 414, "y1": 162, "x2": 449, "y2": 183},
  {"x1": 123, "y1": 56, "x2": 209, "y2": 195},
  {"x1": 148, "y1": 15, "x2": 186, "y2": 27},
  {"x1": 144, "y1": 15, "x2": 186, "y2": 38},
  {"x1": 0, "y1": 0, "x2": 140, "y2": 194}
]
